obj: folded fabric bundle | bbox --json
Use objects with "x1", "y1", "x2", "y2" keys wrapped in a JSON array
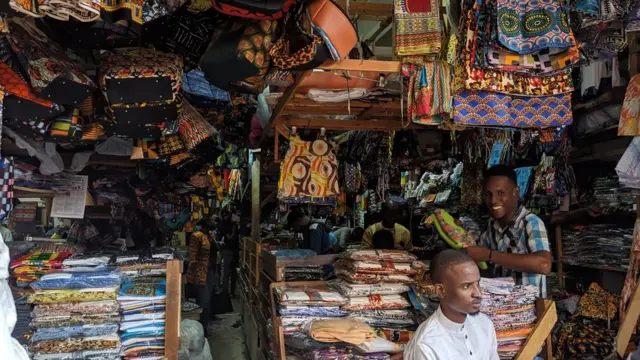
[
  {"x1": 278, "y1": 288, "x2": 347, "y2": 306},
  {"x1": 375, "y1": 328, "x2": 414, "y2": 343},
  {"x1": 119, "y1": 300, "x2": 166, "y2": 313},
  {"x1": 282, "y1": 316, "x2": 335, "y2": 332},
  {"x1": 574, "y1": 282, "x2": 618, "y2": 321},
  {"x1": 336, "y1": 269, "x2": 414, "y2": 284},
  {"x1": 348, "y1": 310, "x2": 416, "y2": 329},
  {"x1": 28, "y1": 287, "x2": 119, "y2": 304},
  {"x1": 29, "y1": 334, "x2": 121, "y2": 354},
  {"x1": 306, "y1": 318, "x2": 376, "y2": 344},
  {"x1": 32, "y1": 348, "x2": 121, "y2": 360},
  {"x1": 284, "y1": 266, "x2": 325, "y2": 281},
  {"x1": 31, "y1": 268, "x2": 122, "y2": 290},
  {"x1": 495, "y1": 326, "x2": 534, "y2": 339},
  {"x1": 490, "y1": 307, "x2": 537, "y2": 331},
  {"x1": 329, "y1": 279, "x2": 410, "y2": 297},
  {"x1": 11, "y1": 251, "x2": 73, "y2": 269},
  {"x1": 63, "y1": 254, "x2": 113, "y2": 267},
  {"x1": 31, "y1": 324, "x2": 119, "y2": 342},
  {"x1": 33, "y1": 300, "x2": 120, "y2": 317},
  {"x1": 341, "y1": 295, "x2": 411, "y2": 311},
  {"x1": 307, "y1": 348, "x2": 390, "y2": 360},
  {"x1": 120, "y1": 319, "x2": 166, "y2": 332},
  {"x1": 30, "y1": 313, "x2": 121, "y2": 328},
  {"x1": 356, "y1": 337, "x2": 405, "y2": 354},
  {"x1": 280, "y1": 305, "x2": 349, "y2": 317},
  {"x1": 118, "y1": 278, "x2": 166, "y2": 301},
  {"x1": 123, "y1": 312, "x2": 166, "y2": 322},
  {"x1": 336, "y1": 260, "x2": 418, "y2": 275},
  {"x1": 284, "y1": 331, "x2": 349, "y2": 350},
  {"x1": 480, "y1": 278, "x2": 538, "y2": 314}
]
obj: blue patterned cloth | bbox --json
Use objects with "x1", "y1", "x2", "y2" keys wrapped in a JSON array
[
  {"x1": 32, "y1": 324, "x2": 119, "y2": 342},
  {"x1": 30, "y1": 268, "x2": 121, "y2": 290},
  {"x1": 183, "y1": 69, "x2": 230, "y2": 101},
  {"x1": 479, "y1": 206, "x2": 550, "y2": 297}
]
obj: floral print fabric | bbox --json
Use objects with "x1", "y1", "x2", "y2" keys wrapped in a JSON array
[{"x1": 619, "y1": 73, "x2": 640, "y2": 136}]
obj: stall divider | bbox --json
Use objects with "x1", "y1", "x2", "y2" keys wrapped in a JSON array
[{"x1": 165, "y1": 259, "x2": 183, "y2": 360}]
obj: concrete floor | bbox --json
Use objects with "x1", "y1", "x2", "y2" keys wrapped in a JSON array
[{"x1": 208, "y1": 298, "x2": 248, "y2": 360}]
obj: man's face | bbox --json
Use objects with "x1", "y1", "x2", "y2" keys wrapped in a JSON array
[
  {"x1": 483, "y1": 176, "x2": 520, "y2": 222},
  {"x1": 436, "y1": 262, "x2": 482, "y2": 314},
  {"x1": 382, "y1": 210, "x2": 397, "y2": 227}
]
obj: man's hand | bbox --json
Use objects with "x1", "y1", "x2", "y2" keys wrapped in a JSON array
[
  {"x1": 390, "y1": 352, "x2": 403, "y2": 360},
  {"x1": 465, "y1": 246, "x2": 491, "y2": 262}
]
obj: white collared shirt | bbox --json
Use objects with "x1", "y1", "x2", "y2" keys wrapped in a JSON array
[{"x1": 404, "y1": 307, "x2": 499, "y2": 360}]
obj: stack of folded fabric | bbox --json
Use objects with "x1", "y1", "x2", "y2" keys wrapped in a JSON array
[
  {"x1": 118, "y1": 277, "x2": 167, "y2": 359},
  {"x1": 332, "y1": 250, "x2": 419, "y2": 354},
  {"x1": 27, "y1": 268, "x2": 122, "y2": 360},
  {"x1": 63, "y1": 252, "x2": 114, "y2": 271},
  {"x1": 116, "y1": 248, "x2": 177, "y2": 278},
  {"x1": 480, "y1": 278, "x2": 538, "y2": 359},
  {"x1": 562, "y1": 224, "x2": 633, "y2": 269},
  {"x1": 276, "y1": 285, "x2": 348, "y2": 337},
  {"x1": 590, "y1": 176, "x2": 638, "y2": 213},
  {"x1": 10, "y1": 250, "x2": 73, "y2": 287}
]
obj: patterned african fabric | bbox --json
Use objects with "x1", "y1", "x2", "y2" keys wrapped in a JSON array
[
  {"x1": 496, "y1": 0, "x2": 573, "y2": 54},
  {"x1": 277, "y1": 136, "x2": 340, "y2": 204},
  {"x1": 177, "y1": 100, "x2": 218, "y2": 151},
  {"x1": 0, "y1": 157, "x2": 14, "y2": 221},
  {"x1": 10, "y1": 0, "x2": 100, "y2": 22},
  {"x1": 455, "y1": 0, "x2": 574, "y2": 96},
  {"x1": 100, "y1": 0, "x2": 186, "y2": 32},
  {"x1": 619, "y1": 73, "x2": 640, "y2": 136},
  {"x1": 394, "y1": 0, "x2": 441, "y2": 57},
  {"x1": 131, "y1": 139, "x2": 160, "y2": 160},
  {"x1": 186, "y1": 231, "x2": 210, "y2": 286},
  {"x1": 454, "y1": 91, "x2": 572, "y2": 128},
  {"x1": 49, "y1": 109, "x2": 83, "y2": 140}
]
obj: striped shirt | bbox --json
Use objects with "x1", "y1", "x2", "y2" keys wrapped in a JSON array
[{"x1": 479, "y1": 206, "x2": 550, "y2": 297}]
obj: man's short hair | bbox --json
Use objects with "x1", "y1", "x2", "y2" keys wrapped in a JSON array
[
  {"x1": 430, "y1": 249, "x2": 475, "y2": 283},
  {"x1": 483, "y1": 165, "x2": 518, "y2": 186},
  {"x1": 372, "y1": 229, "x2": 395, "y2": 249}
]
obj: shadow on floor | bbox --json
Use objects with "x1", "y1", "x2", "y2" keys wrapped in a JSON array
[{"x1": 208, "y1": 298, "x2": 248, "y2": 360}]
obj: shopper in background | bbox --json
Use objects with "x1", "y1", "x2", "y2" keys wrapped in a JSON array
[
  {"x1": 361, "y1": 201, "x2": 412, "y2": 250},
  {"x1": 287, "y1": 208, "x2": 333, "y2": 255},
  {"x1": 464, "y1": 165, "x2": 552, "y2": 297},
  {"x1": 186, "y1": 221, "x2": 213, "y2": 333},
  {"x1": 217, "y1": 205, "x2": 239, "y2": 298},
  {"x1": 404, "y1": 249, "x2": 499, "y2": 360},
  {"x1": 332, "y1": 226, "x2": 364, "y2": 247}
]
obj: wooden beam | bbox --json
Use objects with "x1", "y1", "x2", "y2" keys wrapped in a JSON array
[
  {"x1": 334, "y1": 0, "x2": 393, "y2": 18},
  {"x1": 251, "y1": 149, "x2": 261, "y2": 243},
  {"x1": 515, "y1": 300, "x2": 557, "y2": 360},
  {"x1": 281, "y1": 118, "x2": 416, "y2": 131},
  {"x1": 555, "y1": 224, "x2": 564, "y2": 289},
  {"x1": 318, "y1": 59, "x2": 401, "y2": 73},
  {"x1": 286, "y1": 98, "x2": 401, "y2": 109},
  {"x1": 259, "y1": 71, "x2": 311, "y2": 146},
  {"x1": 165, "y1": 260, "x2": 183, "y2": 360}
]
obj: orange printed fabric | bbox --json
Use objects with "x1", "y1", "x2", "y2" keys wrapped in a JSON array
[
  {"x1": 493, "y1": 304, "x2": 536, "y2": 315},
  {"x1": 277, "y1": 136, "x2": 340, "y2": 203},
  {"x1": 619, "y1": 73, "x2": 640, "y2": 136},
  {"x1": 341, "y1": 294, "x2": 411, "y2": 311},
  {"x1": 496, "y1": 326, "x2": 534, "y2": 339},
  {"x1": 0, "y1": 62, "x2": 55, "y2": 108}
]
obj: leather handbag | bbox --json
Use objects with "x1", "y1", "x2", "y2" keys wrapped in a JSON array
[
  {"x1": 304, "y1": 0, "x2": 357, "y2": 60},
  {"x1": 269, "y1": 5, "x2": 331, "y2": 70}
]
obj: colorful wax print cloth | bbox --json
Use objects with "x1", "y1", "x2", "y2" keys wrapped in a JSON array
[
  {"x1": 10, "y1": 0, "x2": 100, "y2": 21},
  {"x1": 0, "y1": 157, "x2": 14, "y2": 220},
  {"x1": 336, "y1": 268, "x2": 415, "y2": 285},
  {"x1": 280, "y1": 305, "x2": 349, "y2": 317},
  {"x1": 278, "y1": 288, "x2": 347, "y2": 306},
  {"x1": 619, "y1": 73, "x2": 640, "y2": 136},
  {"x1": 329, "y1": 279, "x2": 410, "y2": 297},
  {"x1": 375, "y1": 328, "x2": 414, "y2": 343},
  {"x1": 30, "y1": 269, "x2": 121, "y2": 290},
  {"x1": 341, "y1": 295, "x2": 411, "y2": 311},
  {"x1": 454, "y1": 91, "x2": 572, "y2": 127},
  {"x1": 100, "y1": 0, "x2": 186, "y2": 31},
  {"x1": 277, "y1": 136, "x2": 340, "y2": 204},
  {"x1": 347, "y1": 309, "x2": 416, "y2": 328},
  {"x1": 336, "y1": 260, "x2": 418, "y2": 276},
  {"x1": 574, "y1": 282, "x2": 618, "y2": 321},
  {"x1": 496, "y1": 0, "x2": 573, "y2": 54},
  {"x1": 32, "y1": 301, "x2": 120, "y2": 318},
  {"x1": 28, "y1": 287, "x2": 119, "y2": 304},
  {"x1": 340, "y1": 250, "x2": 417, "y2": 263},
  {"x1": 394, "y1": 0, "x2": 442, "y2": 56}
]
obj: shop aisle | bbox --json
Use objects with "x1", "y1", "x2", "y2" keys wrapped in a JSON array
[{"x1": 208, "y1": 298, "x2": 248, "y2": 360}]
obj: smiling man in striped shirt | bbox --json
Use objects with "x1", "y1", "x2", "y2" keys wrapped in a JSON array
[{"x1": 465, "y1": 165, "x2": 552, "y2": 298}]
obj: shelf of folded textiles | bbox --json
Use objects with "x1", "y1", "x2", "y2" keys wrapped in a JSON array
[
  {"x1": 550, "y1": 206, "x2": 636, "y2": 224},
  {"x1": 557, "y1": 259, "x2": 628, "y2": 273}
]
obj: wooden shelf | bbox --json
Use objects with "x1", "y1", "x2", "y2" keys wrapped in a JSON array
[{"x1": 13, "y1": 186, "x2": 56, "y2": 198}]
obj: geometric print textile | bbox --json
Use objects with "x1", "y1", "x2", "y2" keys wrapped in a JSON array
[
  {"x1": 0, "y1": 157, "x2": 14, "y2": 221},
  {"x1": 277, "y1": 136, "x2": 340, "y2": 203},
  {"x1": 454, "y1": 91, "x2": 572, "y2": 128}
]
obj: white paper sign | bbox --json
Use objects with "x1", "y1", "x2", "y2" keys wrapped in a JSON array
[{"x1": 51, "y1": 175, "x2": 88, "y2": 219}]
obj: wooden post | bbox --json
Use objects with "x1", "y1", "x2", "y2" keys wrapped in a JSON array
[
  {"x1": 515, "y1": 300, "x2": 557, "y2": 360},
  {"x1": 555, "y1": 224, "x2": 564, "y2": 289},
  {"x1": 252, "y1": 149, "x2": 262, "y2": 244},
  {"x1": 165, "y1": 259, "x2": 183, "y2": 360}
]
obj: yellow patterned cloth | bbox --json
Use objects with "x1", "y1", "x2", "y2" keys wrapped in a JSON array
[
  {"x1": 277, "y1": 136, "x2": 340, "y2": 204},
  {"x1": 394, "y1": 0, "x2": 442, "y2": 57}
]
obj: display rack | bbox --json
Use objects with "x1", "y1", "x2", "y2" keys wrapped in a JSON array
[{"x1": 165, "y1": 259, "x2": 183, "y2": 360}]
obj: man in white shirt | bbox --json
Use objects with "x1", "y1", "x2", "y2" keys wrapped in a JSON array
[{"x1": 404, "y1": 250, "x2": 499, "y2": 360}]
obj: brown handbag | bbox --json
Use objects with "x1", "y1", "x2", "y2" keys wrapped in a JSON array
[{"x1": 305, "y1": 0, "x2": 357, "y2": 60}]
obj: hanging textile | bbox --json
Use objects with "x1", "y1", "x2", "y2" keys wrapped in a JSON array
[
  {"x1": 394, "y1": 0, "x2": 442, "y2": 56},
  {"x1": 9, "y1": 0, "x2": 100, "y2": 22},
  {"x1": 277, "y1": 136, "x2": 340, "y2": 204},
  {"x1": 496, "y1": 0, "x2": 573, "y2": 54},
  {"x1": 0, "y1": 157, "x2": 14, "y2": 221},
  {"x1": 100, "y1": 0, "x2": 187, "y2": 32},
  {"x1": 619, "y1": 74, "x2": 640, "y2": 136},
  {"x1": 453, "y1": 91, "x2": 572, "y2": 127}
]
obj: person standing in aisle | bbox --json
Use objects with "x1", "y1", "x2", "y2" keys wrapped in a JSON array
[
  {"x1": 404, "y1": 249, "x2": 499, "y2": 360},
  {"x1": 217, "y1": 205, "x2": 239, "y2": 298},
  {"x1": 186, "y1": 223, "x2": 212, "y2": 333},
  {"x1": 465, "y1": 165, "x2": 552, "y2": 297},
  {"x1": 287, "y1": 208, "x2": 333, "y2": 255},
  {"x1": 361, "y1": 201, "x2": 412, "y2": 250}
]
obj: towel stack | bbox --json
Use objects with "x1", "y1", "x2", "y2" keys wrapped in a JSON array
[
  {"x1": 480, "y1": 278, "x2": 538, "y2": 359},
  {"x1": 332, "y1": 250, "x2": 421, "y2": 354},
  {"x1": 118, "y1": 277, "x2": 167, "y2": 359},
  {"x1": 27, "y1": 268, "x2": 122, "y2": 360}
]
